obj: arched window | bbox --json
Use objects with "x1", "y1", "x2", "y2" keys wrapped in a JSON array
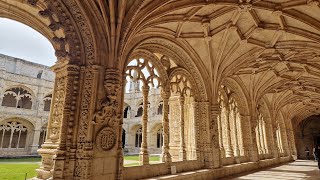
[
  {"x1": 157, "y1": 102, "x2": 163, "y2": 115},
  {"x1": 43, "y1": 94, "x2": 52, "y2": 111},
  {"x1": 256, "y1": 112, "x2": 268, "y2": 155},
  {"x1": 136, "y1": 103, "x2": 143, "y2": 117},
  {"x1": 2, "y1": 87, "x2": 33, "y2": 109},
  {"x1": 135, "y1": 127, "x2": 142, "y2": 148},
  {"x1": 0, "y1": 121, "x2": 27, "y2": 149},
  {"x1": 217, "y1": 88, "x2": 244, "y2": 159},
  {"x1": 157, "y1": 127, "x2": 163, "y2": 148},
  {"x1": 38, "y1": 125, "x2": 47, "y2": 148},
  {"x1": 124, "y1": 106, "x2": 131, "y2": 118}
]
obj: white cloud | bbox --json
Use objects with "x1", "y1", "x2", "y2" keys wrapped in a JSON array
[{"x1": 0, "y1": 18, "x2": 56, "y2": 66}]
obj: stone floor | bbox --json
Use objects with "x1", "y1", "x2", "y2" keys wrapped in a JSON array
[{"x1": 227, "y1": 160, "x2": 320, "y2": 180}]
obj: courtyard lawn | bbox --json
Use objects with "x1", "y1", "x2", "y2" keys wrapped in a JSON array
[
  {"x1": 0, "y1": 164, "x2": 39, "y2": 180},
  {"x1": 124, "y1": 155, "x2": 160, "y2": 162},
  {"x1": 0, "y1": 156, "x2": 160, "y2": 177},
  {"x1": 0, "y1": 157, "x2": 41, "y2": 163}
]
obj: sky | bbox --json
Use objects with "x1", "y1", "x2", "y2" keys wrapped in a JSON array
[{"x1": 0, "y1": 18, "x2": 56, "y2": 66}]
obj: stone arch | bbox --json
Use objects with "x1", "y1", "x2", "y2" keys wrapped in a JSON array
[
  {"x1": 2, "y1": 86, "x2": 35, "y2": 109},
  {"x1": 168, "y1": 67, "x2": 201, "y2": 102},
  {"x1": 223, "y1": 77, "x2": 250, "y2": 116},
  {"x1": 127, "y1": 49, "x2": 169, "y2": 86},
  {"x1": 0, "y1": 117, "x2": 35, "y2": 130},
  {"x1": 120, "y1": 35, "x2": 210, "y2": 102},
  {"x1": 0, "y1": 117, "x2": 34, "y2": 150},
  {"x1": 43, "y1": 93, "x2": 52, "y2": 112}
]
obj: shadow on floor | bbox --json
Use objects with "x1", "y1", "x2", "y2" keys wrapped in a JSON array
[{"x1": 223, "y1": 160, "x2": 319, "y2": 180}]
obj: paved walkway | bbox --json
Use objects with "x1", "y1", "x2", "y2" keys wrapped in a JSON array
[{"x1": 228, "y1": 160, "x2": 320, "y2": 180}]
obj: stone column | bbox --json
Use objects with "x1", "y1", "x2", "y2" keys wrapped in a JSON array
[
  {"x1": 161, "y1": 90, "x2": 172, "y2": 163},
  {"x1": 233, "y1": 108, "x2": 240, "y2": 157},
  {"x1": 179, "y1": 95, "x2": 187, "y2": 161},
  {"x1": 225, "y1": 108, "x2": 234, "y2": 157},
  {"x1": 139, "y1": 85, "x2": 149, "y2": 165},
  {"x1": 217, "y1": 113, "x2": 225, "y2": 158},
  {"x1": 37, "y1": 63, "x2": 80, "y2": 180},
  {"x1": 30, "y1": 123, "x2": 41, "y2": 154},
  {"x1": 248, "y1": 115, "x2": 260, "y2": 162},
  {"x1": 272, "y1": 123, "x2": 280, "y2": 159},
  {"x1": 210, "y1": 103, "x2": 222, "y2": 168}
]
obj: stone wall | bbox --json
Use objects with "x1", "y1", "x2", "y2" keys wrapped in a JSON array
[{"x1": 0, "y1": 54, "x2": 53, "y2": 156}]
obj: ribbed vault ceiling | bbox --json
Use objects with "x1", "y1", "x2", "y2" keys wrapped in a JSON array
[{"x1": 115, "y1": 0, "x2": 320, "y2": 128}]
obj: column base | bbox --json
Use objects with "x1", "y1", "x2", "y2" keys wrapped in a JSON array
[
  {"x1": 30, "y1": 145, "x2": 40, "y2": 154},
  {"x1": 225, "y1": 148, "x2": 234, "y2": 158},
  {"x1": 179, "y1": 149, "x2": 187, "y2": 161},
  {"x1": 36, "y1": 143, "x2": 59, "y2": 179},
  {"x1": 161, "y1": 151, "x2": 172, "y2": 163},
  {"x1": 139, "y1": 149, "x2": 149, "y2": 165}
]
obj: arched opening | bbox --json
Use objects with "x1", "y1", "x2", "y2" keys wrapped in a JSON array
[
  {"x1": 43, "y1": 94, "x2": 52, "y2": 112},
  {"x1": 157, "y1": 127, "x2": 163, "y2": 148},
  {"x1": 135, "y1": 127, "x2": 142, "y2": 148},
  {"x1": 2, "y1": 87, "x2": 33, "y2": 109},
  {"x1": 38, "y1": 124, "x2": 47, "y2": 148},
  {"x1": 123, "y1": 106, "x2": 131, "y2": 118},
  {"x1": 295, "y1": 115, "x2": 320, "y2": 160},
  {"x1": 217, "y1": 87, "x2": 245, "y2": 164},
  {"x1": 0, "y1": 118, "x2": 34, "y2": 155},
  {"x1": 0, "y1": 16, "x2": 55, "y2": 160},
  {"x1": 157, "y1": 102, "x2": 163, "y2": 115}
]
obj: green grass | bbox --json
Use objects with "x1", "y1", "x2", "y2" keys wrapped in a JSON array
[
  {"x1": 0, "y1": 156, "x2": 161, "y2": 178},
  {"x1": 0, "y1": 157, "x2": 41, "y2": 162},
  {"x1": 124, "y1": 155, "x2": 160, "y2": 161},
  {"x1": 0, "y1": 164, "x2": 39, "y2": 180}
]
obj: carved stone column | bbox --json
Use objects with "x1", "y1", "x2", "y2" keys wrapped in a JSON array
[
  {"x1": 140, "y1": 85, "x2": 149, "y2": 165},
  {"x1": 37, "y1": 63, "x2": 80, "y2": 180},
  {"x1": 225, "y1": 109, "x2": 234, "y2": 157},
  {"x1": 233, "y1": 109, "x2": 240, "y2": 157},
  {"x1": 210, "y1": 103, "x2": 222, "y2": 168},
  {"x1": 161, "y1": 90, "x2": 172, "y2": 163},
  {"x1": 272, "y1": 125, "x2": 280, "y2": 159},
  {"x1": 218, "y1": 113, "x2": 225, "y2": 158},
  {"x1": 249, "y1": 115, "x2": 260, "y2": 162},
  {"x1": 179, "y1": 95, "x2": 187, "y2": 161}
]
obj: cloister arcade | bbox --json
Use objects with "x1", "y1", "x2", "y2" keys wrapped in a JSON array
[
  {"x1": 0, "y1": 0, "x2": 320, "y2": 179},
  {"x1": 0, "y1": 54, "x2": 53, "y2": 156}
]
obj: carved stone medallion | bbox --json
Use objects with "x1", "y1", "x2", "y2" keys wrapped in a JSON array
[{"x1": 96, "y1": 127, "x2": 116, "y2": 151}]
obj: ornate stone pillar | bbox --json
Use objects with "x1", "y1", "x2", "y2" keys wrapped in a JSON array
[
  {"x1": 248, "y1": 115, "x2": 259, "y2": 162},
  {"x1": 218, "y1": 113, "x2": 225, "y2": 158},
  {"x1": 179, "y1": 95, "x2": 187, "y2": 161},
  {"x1": 225, "y1": 108, "x2": 234, "y2": 157},
  {"x1": 37, "y1": 63, "x2": 80, "y2": 180},
  {"x1": 210, "y1": 103, "x2": 222, "y2": 168},
  {"x1": 272, "y1": 123, "x2": 280, "y2": 159},
  {"x1": 161, "y1": 90, "x2": 172, "y2": 163},
  {"x1": 233, "y1": 108, "x2": 240, "y2": 157},
  {"x1": 140, "y1": 85, "x2": 149, "y2": 165}
]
